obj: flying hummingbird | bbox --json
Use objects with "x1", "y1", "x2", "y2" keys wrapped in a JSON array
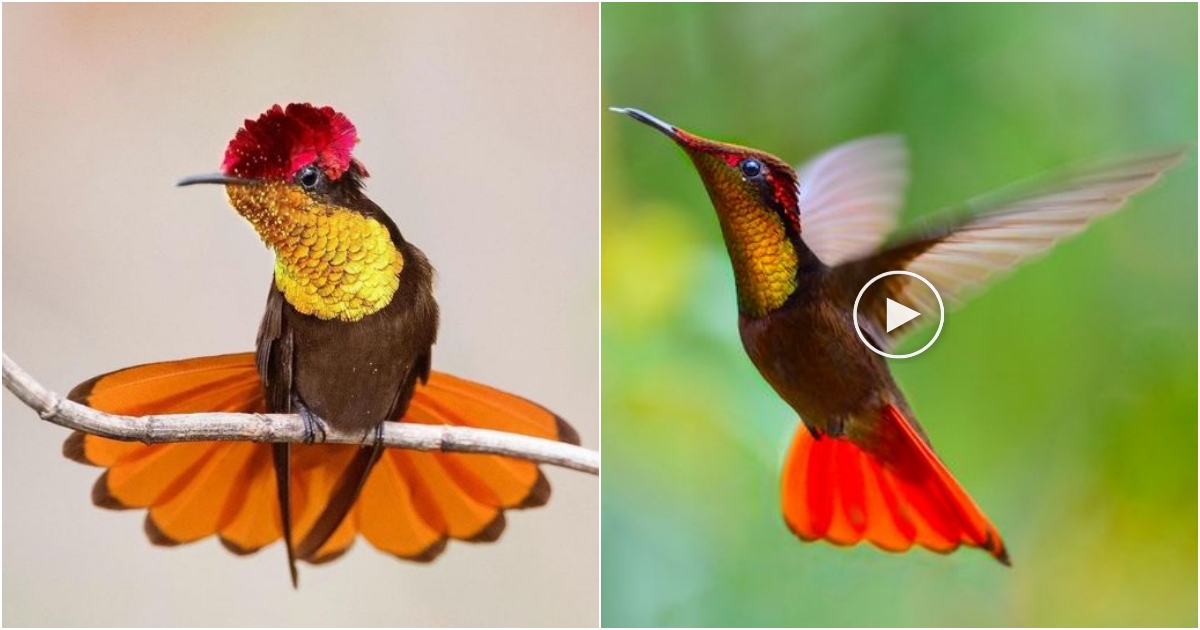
[
  {"x1": 612, "y1": 106, "x2": 1186, "y2": 564},
  {"x1": 64, "y1": 103, "x2": 579, "y2": 585}
]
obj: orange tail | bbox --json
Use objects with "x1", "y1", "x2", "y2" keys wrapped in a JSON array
[
  {"x1": 64, "y1": 353, "x2": 578, "y2": 564},
  {"x1": 781, "y1": 404, "x2": 1008, "y2": 564}
]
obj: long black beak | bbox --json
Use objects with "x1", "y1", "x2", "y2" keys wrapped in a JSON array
[
  {"x1": 176, "y1": 173, "x2": 259, "y2": 187},
  {"x1": 609, "y1": 107, "x2": 680, "y2": 141}
]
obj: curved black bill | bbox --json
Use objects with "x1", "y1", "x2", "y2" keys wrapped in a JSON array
[
  {"x1": 176, "y1": 173, "x2": 259, "y2": 187},
  {"x1": 609, "y1": 107, "x2": 680, "y2": 140}
]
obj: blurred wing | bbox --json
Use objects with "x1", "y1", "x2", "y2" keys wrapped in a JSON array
[
  {"x1": 797, "y1": 135, "x2": 910, "y2": 266},
  {"x1": 847, "y1": 146, "x2": 1189, "y2": 349}
]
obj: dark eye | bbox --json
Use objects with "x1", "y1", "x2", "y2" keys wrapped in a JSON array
[
  {"x1": 739, "y1": 158, "x2": 764, "y2": 179},
  {"x1": 296, "y1": 165, "x2": 321, "y2": 190}
]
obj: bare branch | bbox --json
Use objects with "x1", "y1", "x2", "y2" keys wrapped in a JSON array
[{"x1": 3, "y1": 353, "x2": 598, "y2": 475}]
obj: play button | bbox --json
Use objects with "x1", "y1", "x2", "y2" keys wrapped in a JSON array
[
  {"x1": 853, "y1": 270, "x2": 945, "y2": 359},
  {"x1": 885, "y1": 298, "x2": 921, "y2": 333}
]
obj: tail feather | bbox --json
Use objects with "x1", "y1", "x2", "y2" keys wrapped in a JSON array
[
  {"x1": 783, "y1": 403, "x2": 1008, "y2": 564},
  {"x1": 67, "y1": 353, "x2": 268, "y2": 416},
  {"x1": 63, "y1": 353, "x2": 579, "y2": 572},
  {"x1": 272, "y1": 443, "x2": 299, "y2": 587},
  {"x1": 218, "y1": 447, "x2": 280, "y2": 555},
  {"x1": 305, "y1": 504, "x2": 359, "y2": 563},
  {"x1": 355, "y1": 451, "x2": 447, "y2": 560},
  {"x1": 860, "y1": 458, "x2": 915, "y2": 551},
  {"x1": 103, "y1": 443, "x2": 219, "y2": 507},
  {"x1": 150, "y1": 443, "x2": 258, "y2": 544},
  {"x1": 293, "y1": 444, "x2": 380, "y2": 561},
  {"x1": 404, "y1": 402, "x2": 544, "y2": 505},
  {"x1": 403, "y1": 450, "x2": 507, "y2": 540},
  {"x1": 822, "y1": 438, "x2": 868, "y2": 545}
]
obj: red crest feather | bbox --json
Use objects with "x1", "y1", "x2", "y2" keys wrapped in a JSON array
[{"x1": 221, "y1": 103, "x2": 360, "y2": 180}]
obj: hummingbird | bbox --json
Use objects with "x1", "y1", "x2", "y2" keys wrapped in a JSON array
[
  {"x1": 64, "y1": 103, "x2": 579, "y2": 585},
  {"x1": 612, "y1": 106, "x2": 1186, "y2": 564}
]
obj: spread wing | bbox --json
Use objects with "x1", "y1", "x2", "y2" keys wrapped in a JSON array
[
  {"x1": 797, "y1": 135, "x2": 910, "y2": 266},
  {"x1": 842, "y1": 146, "x2": 1189, "y2": 350}
]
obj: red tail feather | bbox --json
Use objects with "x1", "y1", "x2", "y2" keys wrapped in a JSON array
[{"x1": 782, "y1": 403, "x2": 1008, "y2": 564}]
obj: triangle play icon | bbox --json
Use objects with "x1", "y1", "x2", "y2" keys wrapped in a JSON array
[{"x1": 886, "y1": 298, "x2": 921, "y2": 333}]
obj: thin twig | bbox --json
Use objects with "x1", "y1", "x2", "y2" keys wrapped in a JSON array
[{"x1": 2, "y1": 353, "x2": 598, "y2": 475}]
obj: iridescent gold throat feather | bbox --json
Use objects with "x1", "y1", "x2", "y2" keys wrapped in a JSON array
[
  {"x1": 226, "y1": 182, "x2": 404, "y2": 321},
  {"x1": 693, "y1": 163, "x2": 799, "y2": 317},
  {"x1": 716, "y1": 196, "x2": 799, "y2": 316}
]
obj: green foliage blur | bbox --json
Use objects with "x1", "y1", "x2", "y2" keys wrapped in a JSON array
[{"x1": 601, "y1": 4, "x2": 1197, "y2": 627}]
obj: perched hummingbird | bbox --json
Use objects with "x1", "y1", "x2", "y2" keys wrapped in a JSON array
[
  {"x1": 612, "y1": 106, "x2": 1186, "y2": 564},
  {"x1": 65, "y1": 103, "x2": 579, "y2": 585}
]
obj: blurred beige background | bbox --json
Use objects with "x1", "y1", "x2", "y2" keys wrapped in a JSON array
[{"x1": 3, "y1": 4, "x2": 598, "y2": 626}]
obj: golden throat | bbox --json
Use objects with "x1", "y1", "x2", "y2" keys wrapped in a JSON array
[
  {"x1": 717, "y1": 201, "x2": 799, "y2": 316},
  {"x1": 227, "y1": 182, "x2": 404, "y2": 321},
  {"x1": 703, "y1": 186, "x2": 799, "y2": 317}
]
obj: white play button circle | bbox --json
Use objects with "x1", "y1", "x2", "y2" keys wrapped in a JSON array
[
  {"x1": 885, "y1": 298, "x2": 921, "y2": 333},
  {"x1": 853, "y1": 270, "x2": 945, "y2": 359}
]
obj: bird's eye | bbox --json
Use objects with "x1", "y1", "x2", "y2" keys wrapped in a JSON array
[
  {"x1": 739, "y1": 158, "x2": 764, "y2": 179},
  {"x1": 296, "y1": 165, "x2": 321, "y2": 190}
]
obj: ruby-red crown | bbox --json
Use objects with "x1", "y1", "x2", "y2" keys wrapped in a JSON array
[{"x1": 221, "y1": 103, "x2": 360, "y2": 181}]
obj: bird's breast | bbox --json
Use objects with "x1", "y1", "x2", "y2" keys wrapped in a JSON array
[
  {"x1": 739, "y1": 298, "x2": 893, "y2": 431},
  {"x1": 228, "y1": 182, "x2": 405, "y2": 321}
]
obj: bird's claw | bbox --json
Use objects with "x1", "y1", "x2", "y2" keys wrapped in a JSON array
[{"x1": 294, "y1": 400, "x2": 328, "y2": 445}]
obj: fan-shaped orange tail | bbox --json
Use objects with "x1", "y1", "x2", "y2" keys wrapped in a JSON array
[
  {"x1": 64, "y1": 353, "x2": 579, "y2": 564},
  {"x1": 781, "y1": 403, "x2": 1008, "y2": 564}
]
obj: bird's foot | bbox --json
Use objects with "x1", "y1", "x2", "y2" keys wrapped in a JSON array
[{"x1": 293, "y1": 398, "x2": 328, "y2": 445}]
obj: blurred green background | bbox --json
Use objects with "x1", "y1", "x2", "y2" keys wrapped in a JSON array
[{"x1": 601, "y1": 4, "x2": 1196, "y2": 627}]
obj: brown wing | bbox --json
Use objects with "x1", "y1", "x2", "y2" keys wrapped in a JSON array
[
  {"x1": 254, "y1": 283, "x2": 300, "y2": 584},
  {"x1": 256, "y1": 283, "x2": 293, "y2": 414}
]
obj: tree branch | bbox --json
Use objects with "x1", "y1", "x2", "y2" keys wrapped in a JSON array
[{"x1": 3, "y1": 353, "x2": 598, "y2": 475}]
